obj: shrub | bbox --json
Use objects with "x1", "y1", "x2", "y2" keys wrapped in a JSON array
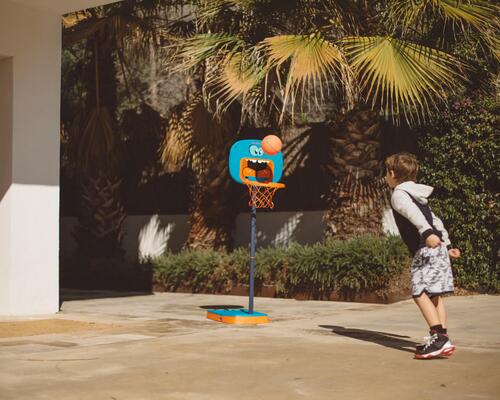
[
  {"x1": 153, "y1": 249, "x2": 230, "y2": 293},
  {"x1": 152, "y1": 235, "x2": 410, "y2": 298},
  {"x1": 417, "y1": 94, "x2": 499, "y2": 291}
]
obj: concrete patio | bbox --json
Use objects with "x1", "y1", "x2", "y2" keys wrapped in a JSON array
[{"x1": 1, "y1": 292, "x2": 499, "y2": 399}]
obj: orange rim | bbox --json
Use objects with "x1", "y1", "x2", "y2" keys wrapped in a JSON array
[
  {"x1": 242, "y1": 179, "x2": 285, "y2": 209},
  {"x1": 242, "y1": 179, "x2": 285, "y2": 189}
]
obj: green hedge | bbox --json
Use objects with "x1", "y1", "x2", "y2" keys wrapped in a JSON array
[
  {"x1": 418, "y1": 94, "x2": 499, "y2": 291},
  {"x1": 152, "y1": 235, "x2": 410, "y2": 298}
]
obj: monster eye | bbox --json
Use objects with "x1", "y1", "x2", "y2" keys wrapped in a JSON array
[
  {"x1": 258, "y1": 148, "x2": 264, "y2": 156},
  {"x1": 249, "y1": 145, "x2": 260, "y2": 157}
]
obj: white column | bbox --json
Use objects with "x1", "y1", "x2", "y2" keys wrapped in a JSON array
[
  {"x1": 0, "y1": 56, "x2": 14, "y2": 313},
  {"x1": 0, "y1": 0, "x2": 61, "y2": 315}
]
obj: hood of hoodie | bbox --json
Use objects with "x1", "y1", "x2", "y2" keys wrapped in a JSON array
[{"x1": 394, "y1": 181, "x2": 434, "y2": 205}]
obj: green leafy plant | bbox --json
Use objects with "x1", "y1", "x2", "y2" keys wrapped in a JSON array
[
  {"x1": 151, "y1": 235, "x2": 410, "y2": 299},
  {"x1": 418, "y1": 94, "x2": 499, "y2": 291}
]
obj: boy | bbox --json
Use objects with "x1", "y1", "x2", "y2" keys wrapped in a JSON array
[{"x1": 385, "y1": 152, "x2": 461, "y2": 359}]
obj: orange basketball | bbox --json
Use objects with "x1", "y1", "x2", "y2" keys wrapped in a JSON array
[{"x1": 262, "y1": 135, "x2": 282, "y2": 156}]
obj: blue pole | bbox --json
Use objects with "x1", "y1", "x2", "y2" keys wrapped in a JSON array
[{"x1": 249, "y1": 203, "x2": 256, "y2": 314}]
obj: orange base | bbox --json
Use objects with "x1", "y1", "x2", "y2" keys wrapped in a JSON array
[{"x1": 206, "y1": 310, "x2": 269, "y2": 325}]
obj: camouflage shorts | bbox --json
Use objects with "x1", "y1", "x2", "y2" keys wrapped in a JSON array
[{"x1": 411, "y1": 244, "x2": 454, "y2": 297}]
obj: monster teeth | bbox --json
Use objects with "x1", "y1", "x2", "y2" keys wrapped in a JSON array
[{"x1": 247, "y1": 158, "x2": 270, "y2": 164}]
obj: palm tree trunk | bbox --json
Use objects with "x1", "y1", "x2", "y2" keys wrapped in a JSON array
[
  {"x1": 74, "y1": 172, "x2": 126, "y2": 257},
  {"x1": 185, "y1": 158, "x2": 240, "y2": 250},
  {"x1": 324, "y1": 107, "x2": 389, "y2": 239},
  {"x1": 74, "y1": 37, "x2": 126, "y2": 258},
  {"x1": 161, "y1": 92, "x2": 241, "y2": 251}
]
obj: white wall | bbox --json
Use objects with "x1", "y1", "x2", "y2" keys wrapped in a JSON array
[
  {"x1": 60, "y1": 210, "x2": 399, "y2": 262},
  {"x1": 233, "y1": 211, "x2": 326, "y2": 248},
  {"x1": 0, "y1": 1, "x2": 139, "y2": 315},
  {"x1": 61, "y1": 214, "x2": 190, "y2": 262},
  {"x1": 0, "y1": 0, "x2": 61, "y2": 315},
  {"x1": 0, "y1": 56, "x2": 14, "y2": 312}
]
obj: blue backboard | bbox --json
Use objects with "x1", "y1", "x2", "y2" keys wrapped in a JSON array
[{"x1": 229, "y1": 139, "x2": 283, "y2": 184}]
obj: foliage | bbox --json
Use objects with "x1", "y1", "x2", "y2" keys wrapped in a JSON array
[
  {"x1": 62, "y1": 1, "x2": 185, "y2": 257},
  {"x1": 152, "y1": 235, "x2": 410, "y2": 298},
  {"x1": 343, "y1": 36, "x2": 463, "y2": 122},
  {"x1": 387, "y1": 0, "x2": 499, "y2": 58},
  {"x1": 73, "y1": 173, "x2": 126, "y2": 257},
  {"x1": 152, "y1": 249, "x2": 233, "y2": 293},
  {"x1": 168, "y1": 0, "x2": 499, "y2": 124},
  {"x1": 418, "y1": 93, "x2": 499, "y2": 291}
]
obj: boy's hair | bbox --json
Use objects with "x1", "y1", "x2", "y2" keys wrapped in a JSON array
[{"x1": 385, "y1": 152, "x2": 419, "y2": 182}]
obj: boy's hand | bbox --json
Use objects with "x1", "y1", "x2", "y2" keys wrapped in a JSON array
[
  {"x1": 425, "y1": 234, "x2": 442, "y2": 248},
  {"x1": 449, "y1": 248, "x2": 461, "y2": 259}
]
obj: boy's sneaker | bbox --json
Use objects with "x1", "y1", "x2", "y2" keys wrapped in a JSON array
[
  {"x1": 416, "y1": 333, "x2": 456, "y2": 356},
  {"x1": 441, "y1": 335, "x2": 456, "y2": 356},
  {"x1": 415, "y1": 333, "x2": 455, "y2": 359}
]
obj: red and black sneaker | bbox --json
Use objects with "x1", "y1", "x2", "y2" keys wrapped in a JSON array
[
  {"x1": 441, "y1": 334, "x2": 456, "y2": 356},
  {"x1": 416, "y1": 333, "x2": 456, "y2": 357},
  {"x1": 415, "y1": 333, "x2": 455, "y2": 359}
]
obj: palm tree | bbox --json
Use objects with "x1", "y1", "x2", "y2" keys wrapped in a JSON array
[
  {"x1": 159, "y1": 0, "x2": 341, "y2": 249},
  {"x1": 63, "y1": 5, "x2": 126, "y2": 257},
  {"x1": 160, "y1": 93, "x2": 242, "y2": 250},
  {"x1": 62, "y1": 0, "x2": 183, "y2": 257},
  {"x1": 166, "y1": 0, "x2": 499, "y2": 239}
]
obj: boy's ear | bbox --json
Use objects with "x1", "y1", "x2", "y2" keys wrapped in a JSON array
[{"x1": 389, "y1": 170, "x2": 396, "y2": 179}]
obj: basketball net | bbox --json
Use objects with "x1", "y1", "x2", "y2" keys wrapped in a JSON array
[{"x1": 243, "y1": 179, "x2": 285, "y2": 209}]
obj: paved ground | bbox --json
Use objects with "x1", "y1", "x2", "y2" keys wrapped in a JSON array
[{"x1": 1, "y1": 292, "x2": 499, "y2": 400}]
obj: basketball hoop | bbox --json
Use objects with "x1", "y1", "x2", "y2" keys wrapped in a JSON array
[
  {"x1": 206, "y1": 137, "x2": 286, "y2": 324},
  {"x1": 243, "y1": 179, "x2": 285, "y2": 209}
]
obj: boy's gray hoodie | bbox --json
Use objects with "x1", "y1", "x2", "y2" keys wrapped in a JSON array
[{"x1": 391, "y1": 181, "x2": 451, "y2": 246}]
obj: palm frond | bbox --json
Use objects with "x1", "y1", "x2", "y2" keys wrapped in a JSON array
[
  {"x1": 63, "y1": 10, "x2": 92, "y2": 29},
  {"x1": 69, "y1": 107, "x2": 120, "y2": 173},
  {"x1": 439, "y1": 0, "x2": 498, "y2": 31},
  {"x1": 171, "y1": 33, "x2": 245, "y2": 72},
  {"x1": 63, "y1": 0, "x2": 172, "y2": 49},
  {"x1": 160, "y1": 93, "x2": 240, "y2": 175},
  {"x1": 64, "y1": 12, "x2": 147, "y2": 48},
  {"x1": 390, "y1": 0, "x2": 499, "y2": 29},
  {"x1": 343, "y1": 36, "x2": 465, "y2": 123},
  {"x1": 160, "y1": 98, "x2": 198, "y2": 173},
  {"x1": 389, "y1": 0, "x2": 500, "y2": 56},
  {"x1": 171, "y1": 33, "x2": 267, "y2": 117},
  {"x1": 322, "y1": 0, "x2": 360, "y2": 36},
  {"x1": 205, "y1": 48, "x2": 267, "y2": 114},
  {"x1": 260, "y1": 34, "x2": 354, "y2": 122},
  {"x1": 196, "y1": 0, "x2": 252, "y2": 19}
]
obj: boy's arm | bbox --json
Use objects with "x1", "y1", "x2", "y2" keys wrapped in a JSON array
[
  {"x1": 431, "y1": 211, "x2": 451, "y2": 247},
  {"x1": 391, "y1": 190, "x2": 435, "y2": 240}
]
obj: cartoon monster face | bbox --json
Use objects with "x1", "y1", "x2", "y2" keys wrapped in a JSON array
[{"x1": 229, "y1": 139, "x2": 283, "y2": 184}]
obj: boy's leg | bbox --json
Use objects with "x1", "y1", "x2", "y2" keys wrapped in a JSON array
[
  {"x1": 430, "y1": 295, "x2": 447, "y2": 329},
  {"x1": 414, "y1": 293, "x2": 455, "y2": 358},
  {"x1": 431, "y1": 295, "x2": 455, "y2": 355},
  {"x1": 413, "y1": 292, "x2": 441, "y2": 327}
]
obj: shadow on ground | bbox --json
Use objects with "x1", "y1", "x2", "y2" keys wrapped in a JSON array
[
  {"x1": 60, "y1": 289, "x2": 152, "y2": 305},
  {"x1": 319, "y1": 325, "x2": 419, "y2": 354},
  {"x1": 199, "y1": 305, "x2": 244, "y2": 310}
]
